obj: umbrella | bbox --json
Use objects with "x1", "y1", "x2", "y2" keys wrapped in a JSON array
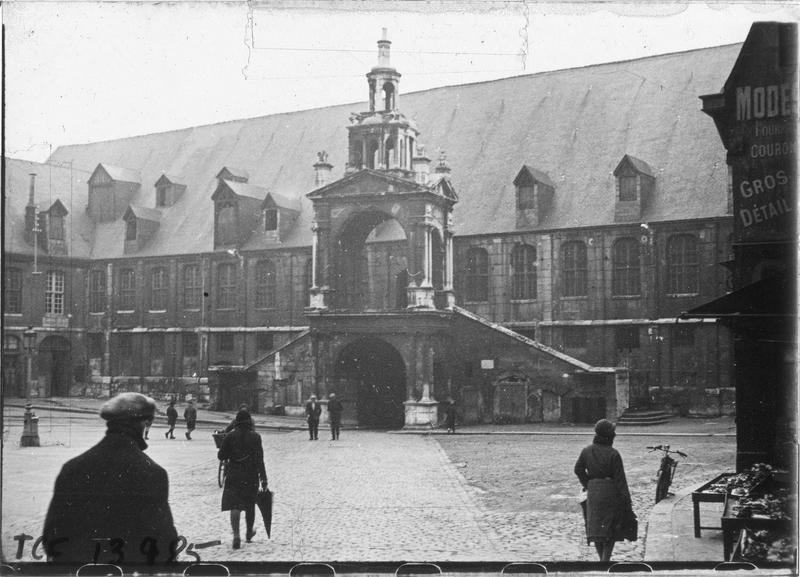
[{"x1": 256, "y1": 488, "x2": 273, "y2": 538}]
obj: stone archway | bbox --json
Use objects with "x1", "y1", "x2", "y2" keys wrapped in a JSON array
[
  {"x1": 335, "y1": 338, "x2": 406, "y2": 428},
  {"x1": 38, "y1": 335, "x2": 72, "y2": 396},
  {"x1": 334, "y1": 211, "x2": 407, "y2": 311}
]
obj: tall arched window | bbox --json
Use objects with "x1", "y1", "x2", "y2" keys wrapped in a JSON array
[
  {"x1": 367, "y1": 141, "x2": 379, "y2": 169},
  {"x1": 667, "y1": 234, "x2": 699, "y2": 294},
  {"x1": 465, "y1": 248, "x2": 489, "y2": 302},
  {"x1": 4, "y1": 268, "x2": 22, "y2": 314},
  {"x1": 511, "y1": 244, "x2": 537, "y2": 300},
  {"x1": 150, "y1": 267, "x2": 168, "y2": 310},
  {"x1": 382, "y1": 82, "x2": 395, "y2": 110},
  {"x1": 46, "y1": 270, "x2": 65, "y2": 314},
  {"x1": 89, "y1": 269, "x2": 106, "y2": 313},
  {"x1": 562, "y1": 241, "x2": 587, "y2": 297},
  {"x1": 255, "y1": 260, "x2": 276, "y2": 309},
  {"x1": 183, "y1": 264, "x2": 202, "y2": 309},
  {"x1": 119, "y1": 269, "x2": 136, "y2": 310},
  {"x1": 217, "y1": 263, "x2": 236, "y2": 309},
  {"x1": 612, "y1": 238, "x2": 641, "y2": 296}
]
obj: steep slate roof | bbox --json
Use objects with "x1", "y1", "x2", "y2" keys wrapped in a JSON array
[
  {"x1": 124, "y1": 205, "x2": 162, "y2": 222},
  {"x1": 3, "y1": 158, "x2": 94, "y2": 258},
  {"x1": 99, "y1": 163, "x2": 141, "y2": 184},
  {"x1": 34, "y1": 44, "x2": 740, "y2": 258}
]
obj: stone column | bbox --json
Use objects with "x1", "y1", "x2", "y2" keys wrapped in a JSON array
[
  {"x1": 309, "y1": 216, "x2": 333, "y2": 309},
  {"x1": 442, "y1": 231, "x2": 456, "y2": 308}
]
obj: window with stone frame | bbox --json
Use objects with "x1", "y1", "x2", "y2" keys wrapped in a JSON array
[
  {"x1": 119, "y1": 268, "x2": 137, "y2": 310},
  {"x1": 89, "y1": 269, "x2": 106, "y2": 313},
  {"x1": 150, "y1": 267, "x2": 169, "y2": 310},
  {"x1": 612, "y1": 237, "x2": 641, "y2": 296},
  {"x1": 183, "y1": 264, "x2": 202, "y2": 309},
  {"x1": 517, "y1": 184, "x2": 535, "y2": 210},
  {"x1": 255, "y1": 260, "x2": 277, "y2": 308},
  {"x1": 257, "y1": 332, "x2": 274, "y2": 353},
  {"x1": 4, "y1": 267, "x2": 23, "y2": 314},
  {"x1": 615, "y1": 326, "x2": 640, "y2": 349},
  {"x1": 217, "y1": 263, "x2": 236, "y2": 309},
  {"x1": 116, "y1": 333, "x2": 134, "y2": 376},
  {"x1": 672, "y1": 325, "x2": 696, "y2": 347},
  {"x1": 563, "y1": 326, "x2": 587, "y2": 348},
  {"x1": 46, "y1": 270, "x2": 65, "y2": 314},
  {"x1": 149, "y1": 333, "x2": 165, "y2": 376},
  {"x1": 88, "y1": 333, "x2": 103, "y2": 358},
  {"x1": 561, "y1": 241, "x2": 588, "y2": 297},
  {"x1": 511, "y1": 244, "x2": 537, "y2": 300},
  {"x1": 666, "y1": 234, "x2": 699, "y2": 295},
  {"x1": 218, "y1": 333, "x2": 234, "y2": 352},
  {"x1": 49, "y1": 213, "x2": 65, "y2": 240},
  {"x1": 464, "y1": 247, "x2": 489, "y2": 302},
  {"x1": 182, "y1": 332, "x2": 199, "y2": 376}
]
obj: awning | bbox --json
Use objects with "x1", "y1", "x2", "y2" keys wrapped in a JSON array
[{"x1": 680, "y1": 275, "x2": 795, "y2": 319}]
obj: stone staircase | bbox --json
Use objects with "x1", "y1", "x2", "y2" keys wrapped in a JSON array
[{"x1": 617, "y1": 408, "x2": 671, "y2": 426}]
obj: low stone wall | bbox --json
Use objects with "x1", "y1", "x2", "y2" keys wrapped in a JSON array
[
  {"x1": 82, "y1": 377, "x2": 211, "y2": 402},
  {"x1": 650, "y1": 386, "x2": 736, "y2": 417}
]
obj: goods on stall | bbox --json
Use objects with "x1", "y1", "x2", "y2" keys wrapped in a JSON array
[{"x1": 741, "y1": 529, "x2": 796, "y2": 563}]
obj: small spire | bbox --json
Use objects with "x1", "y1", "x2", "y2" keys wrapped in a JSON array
[
  {"x1": 377, "y1": 28, "x2": 391, "y2": 67},
  {"x1": 435, "y1": 150, "x2": 451, "y2": 174}
]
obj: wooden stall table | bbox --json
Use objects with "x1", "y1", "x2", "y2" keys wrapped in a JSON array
[{"x1": 691, "y1": 472, "x2": 734, "y2": 537}]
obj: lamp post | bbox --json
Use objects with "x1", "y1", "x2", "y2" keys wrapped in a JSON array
[
  {"x1": 21, "y1": 327, "x2": 40, "y2": 447},
  {"x1": 22, "y1": 327, "x2": 37, "y2": 397}
]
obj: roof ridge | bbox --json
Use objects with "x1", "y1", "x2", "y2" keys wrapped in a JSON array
[{"x1": 47, "y1": 43, "x2": 742, "y2": 160}]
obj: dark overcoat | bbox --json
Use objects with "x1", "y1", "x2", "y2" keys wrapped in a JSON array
[
  {"x1": 42, "y1": 429, "x2": 179, "y2": 564},
  {"x1": 327, "y1": 398, "x2": 344, "y2": 424},
  {"x1": 574, "y1": 441, "x2": 632, "y2": 544},
  {"x1": 218, "y1": 427, "x2": 268, "y2": 511},
  {"x1": 166, "y1": 405, "x2": 178, "y2": 425},
  {"x1": 305, "y1": 401, "x2": 322, "y2": 423}
]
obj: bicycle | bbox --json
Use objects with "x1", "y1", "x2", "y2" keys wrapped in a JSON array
[
  {"x1": 212, "y1": 431, "x2": 228, "y2": 488},
  {"x1": 647, "y1": 444, "x2": 687, "y2": 503}
]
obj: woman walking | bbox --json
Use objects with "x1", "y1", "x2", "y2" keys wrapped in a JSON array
[
  {"x1": 573, "y1": 418, "x2": 633, "y2": 562},
  {"x1": 218, "y1": 409, "x2": 268, "y2": 549}
]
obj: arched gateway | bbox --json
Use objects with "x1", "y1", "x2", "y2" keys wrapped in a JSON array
[
  {"x1": 335, "y1": 338, "x2": 406, "y2": 428},
  {"x1": 304, "y1": 31, "x2": 458, "y2": 428}
]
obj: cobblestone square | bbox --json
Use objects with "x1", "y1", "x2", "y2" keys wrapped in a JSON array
[{"x1": 2, "y1": 410, "x2": 735, "y2": 565}]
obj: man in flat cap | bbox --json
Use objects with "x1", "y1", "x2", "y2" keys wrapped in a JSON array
[{"x1": 42, "y1": 392, "x2": 179, "y2": 565}]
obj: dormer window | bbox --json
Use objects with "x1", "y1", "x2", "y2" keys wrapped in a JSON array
[
  {"x1": 49, "y1": 213, "x2": 65, "y2": 240},
  {"x1": 518, "y1": 184, "x2": 535, "y2": 209},
  {"x1": 264, "y1": 209, "x2": 278, "y2": 232},
  {"x1": 126, "y1": 218, "x2": 137, "y2": 241},
  {"x1": 217, "y1": 201, "x2": 238, "y2": 245},
  {"x1": 613, "y1": 155, "x2": 655, "y2": 222},
  {"x1": 513, "y1": 165, "x2": 554, "y2": 228},
  {"x1": 156, "y1": 185, "x2": 167, "y2": 207},
  {"x1": 619, "y1": 172, "x2": 638, "y2": 201}
]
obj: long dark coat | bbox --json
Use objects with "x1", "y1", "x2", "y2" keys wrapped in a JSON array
[
  {"x1": 327, "y1": 398, "x2": 344, "y2": 424},
  {"x1": 166, "y1": 405, "x2": 178, "y2": 425},
  {"x1": 574, "y1": 441, "x2": 632, "y2": 544},
  {"x1": 218, "y1": 427, "x2": 267, "y2": 511},
  {"x1": 42, "y1": 429, "x2": 179, "y2": 564}
]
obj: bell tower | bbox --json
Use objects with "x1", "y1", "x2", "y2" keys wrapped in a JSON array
[{"x1": 346, "y1": 29, "x2": 419, "y2": 178}]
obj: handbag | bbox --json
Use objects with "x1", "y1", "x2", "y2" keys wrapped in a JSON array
[{"x1": 622, "y1": 507, "x2": 638, "y2": 542}]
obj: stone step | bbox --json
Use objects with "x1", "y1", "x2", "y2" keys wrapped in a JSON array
[{"x1": 618, "y1": 410, "x2": 671, "y2": 426}]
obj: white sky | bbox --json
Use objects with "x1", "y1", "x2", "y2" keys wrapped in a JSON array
[{"x1": 4, "y1": 1, "x2": 799, "y2": 163}]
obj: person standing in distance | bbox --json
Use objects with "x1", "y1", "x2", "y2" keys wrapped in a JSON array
[
  {"x1": 184, "y1": 400, "x2": 197, "y2": 440},
  {"x1": 305, "y1": 394, "x2": 321, "y2": 440},
  {"x1": 327, "y1": 393, "x2": 343, "y2": 440},
  {"x1": 165, "y1": 399, "x2": 178, "y2": 439},
  {"x1": 218, "y1": 409, "x2": 268, "y2": 549},
  {"x1": 42, "y1": 392, "x2": 179, "y2": 564},
  {"x1": 573, "y1": 419, "x2": 633, "y2": 562},
  {"x1": 444, "y1": 399, "x2": 457, "y2": 434}
]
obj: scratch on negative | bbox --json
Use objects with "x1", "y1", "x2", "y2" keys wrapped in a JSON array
[
  {"x1": 242, "y1": 1, "x2": 254, "y2": 80},
  {"x1": 518, "y1": 0, "x2": 529, "y2": 70}
]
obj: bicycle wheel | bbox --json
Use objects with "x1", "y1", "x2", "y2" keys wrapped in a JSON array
[
  {"x1": 655, "y1": 466, "x2": 671, "y2": 503},
  {"x1": 218, "y1": 461, "x2": 226, "y2": 488}
]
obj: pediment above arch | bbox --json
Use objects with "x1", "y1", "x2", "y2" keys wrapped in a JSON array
[{"x1": 307, "y1": 169, "x2": 429, "y2": 200}]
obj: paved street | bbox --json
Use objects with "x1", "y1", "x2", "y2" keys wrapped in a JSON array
[{"x1": 2, "y1": 409, "x2": 735, "y2": 565}]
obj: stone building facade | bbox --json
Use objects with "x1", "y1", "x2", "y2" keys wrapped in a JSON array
[{"x1": 3, "y1": 32, "x2": 743, "y2": 425}]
